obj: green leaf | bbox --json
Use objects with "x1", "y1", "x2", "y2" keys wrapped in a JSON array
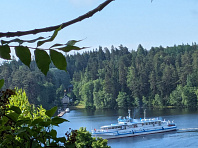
[
  {"x1": 32, "y1": 141, "x2": 39, "y2": 148},
  {"x1": 8, "y1": 106, "x2": 21, "y2": 114},
  {"x1": 0, "y1": 79, "x2": 4, "y2": 89},
  {"x1": 1, "y1": 116, "x2": 9, "y2": 125},
  {"x1": 34, "y1": 49, "x2": 51, "y2": 75},
  {"x1": 1, "y1": 37, "x2": 47, "y2": 45},
  {"x1": 58, "y1": 45, "x2": 80, "y2": 52},
  {"x1": 58, "y1": 45, "x2": 89, "y2": 52},
  {"x1": 66, "y1": 39, "x2": 83, "y2": 46},
  {"x1": 49, "y1": 129, "x2": 57, "y2": 138},
  {"x1": 16, "y1": 118, "x2": 31, "y2": 126},
  {"x1": 31, "y1": 118, "x2": 43, "y2": 126},
  {"x1": 49, "y1": 142, "x2": 58, "y2": 147},
  {"x1": 37, "y1": 25, "x2": 62, "y2": 47},
  {"x1": 15, "y1": 46, "x2": 31, "y2": 67},
  {"x1": 26, "y1": 37, "x2": 46, "y2": 43},
  {"x1": 38, "y1": 120, "x2": 51, "y2": 127},
  {"x1": 50, "y1": 49, "x2": 67, "y2": 71},
  {"x1": 49, "y1": 39, "x2": 84, "y2": 49},
  {"x1": 6, "y1": 112, "x2": 19, "y2": 122},
  {"x1": 56, "y1": 137, "x2": 66, "y2": 143},
  {"x1": 45, "y1": 106, "x2": 57, "y2": 117},
  {"x1": 51, "y1": 117, "x2": 68, "y2": 126},
  {"x1": 50, "y1": 43, "x2": 65, "y2": 49},
  {"x1": 15, "y1": 127, "x2": 31, "y2": 136},
  {"x1": 16, "y1": 128, "x2": 27, "y2": 134},
  {"x1": 0, "y1": 45, "x2": 11, "y2": 60}
]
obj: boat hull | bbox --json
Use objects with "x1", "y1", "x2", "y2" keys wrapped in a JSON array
[{"x1": 92, "y1": 126, "x2": 177, "y2": 139}]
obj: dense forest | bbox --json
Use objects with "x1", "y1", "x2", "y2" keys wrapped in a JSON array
[
  {"x1": 68, "y1": 43, "x2": 198, "y2": 109},
  {"x1": 0, "y1": 60, "x2": 70, "y2": 109},
  {"x1": 1, "y1": 43, "x2": 198, "y2": 109}
]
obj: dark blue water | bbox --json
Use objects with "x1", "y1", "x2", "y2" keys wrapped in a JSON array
[{"x1": 55, "y1": 108, "x2": 198, "y2": 148}]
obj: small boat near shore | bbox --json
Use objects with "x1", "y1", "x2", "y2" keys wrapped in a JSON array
[
  {"x1": 65, "y1": 108, "x2": 70, "y2": 113},
  {"x1": 57, "y1": 108, "x2": 70, "y2": 117},
  {"x1": 92, "y1": 110, "x2": 177, "y2": 139}
]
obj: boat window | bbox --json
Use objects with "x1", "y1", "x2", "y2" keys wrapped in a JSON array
[{"x1": 122, "y1": 126, "x2": 126, "y2": 129}]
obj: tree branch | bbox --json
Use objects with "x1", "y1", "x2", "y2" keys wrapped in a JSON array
[{"x1": 0, "y1": 0, "x2": 114, "y2": 38}]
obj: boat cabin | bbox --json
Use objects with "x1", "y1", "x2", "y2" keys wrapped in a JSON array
[{"x1": 101, "y1": 124, "x2": 123, "y2": 130}]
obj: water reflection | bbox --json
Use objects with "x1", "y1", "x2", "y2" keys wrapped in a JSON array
[
  {"x1": 108, "y1": 131, "x2": 177, "y2": 144},
  {"x1": 78, "y1": 107, "x2": 198, "y2": 118}
]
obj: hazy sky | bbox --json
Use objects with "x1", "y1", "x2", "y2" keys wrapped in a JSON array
[{"x1": 1, "y1": 0, "x2": 198, "y2": 53}]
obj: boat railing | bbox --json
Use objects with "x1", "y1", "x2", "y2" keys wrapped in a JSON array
[
  {"x1": 167, "y1": 120, "x2": 175, "y2": 124},
  {"x1": 93, "y1": 128, "x2": 118, "y2": 133},
  {"x1": 141, "y1": 117, "x2": 160, "y2": 122}
]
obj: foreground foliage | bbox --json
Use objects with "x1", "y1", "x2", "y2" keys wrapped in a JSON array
[
  {"x1": 0, "y1": 89, "x2": 68, "y2": 147},
  {"x1": 66, "y1": 127, "x2": 110, "y2": 148},
  {"x1": 0, "y1": 89, "x2": 110, "y2": 148}
]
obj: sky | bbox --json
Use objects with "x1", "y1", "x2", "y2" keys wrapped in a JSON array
[{"x1": 1, "y1": 0, "x2": 198, "y2": 54}]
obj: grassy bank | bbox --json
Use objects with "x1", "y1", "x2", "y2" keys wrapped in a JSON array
[{"x1": 70, "y1": 104, "x2": 85, "y2": 109}]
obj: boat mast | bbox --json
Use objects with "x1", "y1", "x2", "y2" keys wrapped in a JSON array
[
  {"x1": 144, "y1": 109, "x2": 146, "y2": 119},
  {"x1": 128, "y1": 109, "x2": 131, "y2": 118}
]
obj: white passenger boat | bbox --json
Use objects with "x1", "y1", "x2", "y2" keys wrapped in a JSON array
[
  {"x1": 92, "y1": 110, "x2": 177, "y2": 139},
  {"x1": 65, "y1": 108, "x2": 70, "y2": 113}
]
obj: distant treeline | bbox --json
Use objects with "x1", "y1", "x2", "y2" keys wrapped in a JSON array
[
  {"x1": 67, "y1": 43, "x2": 198, "y2": 109},
  {"x1": 0, "y1": 60, "x2": 70, "y2": 109},
  {"x1": 1, "y1": 43, "x2": 198, "y2": 109}
]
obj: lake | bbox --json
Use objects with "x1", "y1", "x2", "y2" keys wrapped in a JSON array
[{"x1": 55, "y1": 108, "x2": 198, "y2": 148}]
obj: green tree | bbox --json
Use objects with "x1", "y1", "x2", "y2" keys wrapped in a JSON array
[
  {"x1": 169, "y1": 85, "x2": 183, "y2": 107},
  {"x1": 80, "y1": 81, "x2": 94, "y2": 109},
  {"x1": 149, "y1": 70, "x2": 157, "y2": 98},
  {"x1": 142, "y1": 96, "x2": 149, "y2": 107},
  {"x1": 152, "y1": 94, "x2": 163, "y2": 107},
  {"x1": 118, "y1": 56, "x2": 129, "y2": 92},
  {"x1": 134, "y1": 97, "x2": 140, "y2": 107},
  {"x1": 8, "y1": 88, "x2": 48, "y2": 120},
  {"x1": 116, "y1": 91, "x2": 130, "y2": 108},
  {"x1": 71, "y1": 127, "x2": 110, "y2": 148},
  {"x1": 127, "y1": 66, "x2": 139, "y2": 97},
  {"x1": 180, "y1": 52, "x2": 192, "y2": 86},
  {"x1": 181, "y1": 86, "x2": 197, "y2": 107},
  {"x1": 93, "y1": 79, "x2": 105, "y2": 109}
]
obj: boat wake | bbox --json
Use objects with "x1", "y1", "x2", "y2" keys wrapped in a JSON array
[{"x1": 177, "y1": 128, "x2": 198, "y2": 133}]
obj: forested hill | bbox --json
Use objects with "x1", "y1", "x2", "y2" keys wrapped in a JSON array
[
  {"x1": 1, "y1": 43, "x2": 198, "y2": 109},
  {"x1": 0, "y1": 60, "x2": 70, "y2": 109},
  {"x1": 67, "y1": 44, "x2": 198, "y2": 109}
]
